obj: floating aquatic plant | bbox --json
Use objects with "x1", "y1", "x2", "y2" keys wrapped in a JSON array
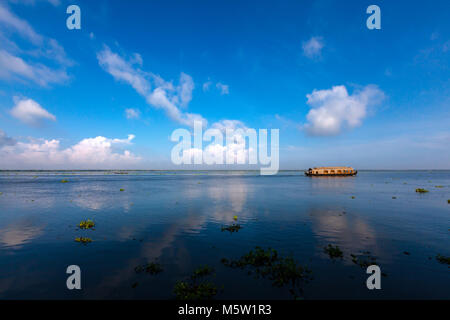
[
  {"x1": 120, "y1": 188, "x2": 125, "y2": 192},
  {"x1": 221, "y1": 224, "x2": 242, "y2": 233},
  {"x1": 78, "y1": 219, "x2": 95, "y2": 229},
  {"x1": 447, "y1": 199, "x2": 450, "y2": 204},
  {"x1": 174, "y1": 281, "x2": 218, "y2": 300},
  {"x1": 350, "y1": 252, "x2": 378, "y2": 269},
  {"x1": 392, "y1": 196, "x2": 397, "y2": 199},
  {"x1": 0, "y1": 192, "x2": 3, "y2": 195},
  {"x1": 191, "y1": 265, "x2": 214, "y2": 279},
  {"x1": 233, "y1": 215, "x2": 238, "y2": 221},
  {"x1": 221, "y1": 247, "x2": 312, "y2": 299},
  {"x1": 75, "y1": 237, "x2": 92, "y2": 244},
  {"x1": 436, "y1": 254, "x2": 450, "y2": 265},
  {"x1": 173, "y1": 265, "x2": 218, "y2": 300},
  {"x1": 135, "y1": 261, "x2": 163, "y2": 275},
  {"x1": 435, "y1": 186, "x2": 444, "y2": 188},
  {"x1": 351, "y1": 196, "x2": 355, "y2": 199},
  {"x1": 324, "y1": 244, "x2": 343, "y2": 259},
  {"x1": 415, "y1": 188, "x2": 429, "y2": 193},
  {"x1": 61, "y1": 179, "x2": 69, "y2": 183}
]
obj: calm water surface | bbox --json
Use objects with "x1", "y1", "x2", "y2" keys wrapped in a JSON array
[{"x1": 0, "y1": 171, "x2": 449, "y2": 299}]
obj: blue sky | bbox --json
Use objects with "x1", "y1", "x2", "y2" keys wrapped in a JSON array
[{"x1": 0, "y1": 0, "x2": 449, "y2": 169}]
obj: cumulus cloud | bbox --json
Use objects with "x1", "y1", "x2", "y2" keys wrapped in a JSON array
[
  {"x1": 304, "y1": 85, "x2": 384, "y2": 136},
  {"x1": 125, "y1": 108, "x2": 141, "y2": 119},
  {"x1": 181, "y1": 120, "x2": 254, "y2": 165},
  {"x1": 10, "y1": 97, "x2": 56, "y2": 125},
  {"x1": 97, "y1": 46, "x2": 206, "y2": 127},
  {"x1": 302, "y1": 36, "x2": 324, "y2": 59},
  {"x1": 0, "y1": 134, "x2": 140, "y2": 169},
  {"x1": 216, "y1": 82, "x2": 229, "y2": 95},
  {"x1": 0, "y1": 3, "x2": 71, "y2": 86}
]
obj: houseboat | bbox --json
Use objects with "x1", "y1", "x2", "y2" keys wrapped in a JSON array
[{"x1": 305, "y1": 166, "x2": 357, "y2": 177}]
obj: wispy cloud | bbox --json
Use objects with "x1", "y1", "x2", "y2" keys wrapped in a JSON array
[
  {"x1": 302, "y1": 36, "x2": 324, "y2": 59},
  {"x1": 125, "y1": 108, "x2": 141, "y2": 120},
  {"x1": 0, "y1": 3, "x2": 72, "y2": 86},
  {"x1": 216, "y1": 82, "x2": 229, "y2": 95},
  {"x1": 97, "y1": 45, "x2": 206, "y2": 127}
]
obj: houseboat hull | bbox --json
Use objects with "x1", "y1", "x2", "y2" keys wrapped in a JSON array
[
  {"x1": 304, "y1": 167, "x2": 358, "y2": 177},
  {"x1": 304, "y1": 171, "x2": 357, "y2": 177}
]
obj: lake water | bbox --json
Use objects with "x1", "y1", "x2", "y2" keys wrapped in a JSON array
[{"x1": 0, "y1": 170, "x2": 449, "y2": 299}]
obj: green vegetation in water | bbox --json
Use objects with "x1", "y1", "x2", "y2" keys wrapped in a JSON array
[
  {"x1": 415, "y1": 188, "x2": 429, "y2": 193},
  {"x1": 351, "y1": 196, "x2": 355, "y2": 199},
  {"x1": 135, "y1": 261, "x2": 163, "y2": 275},
  {"x1": 447, "y1": 199, "x2": 450, "y2": 204},
  {"x1": 78, "y1": 219, "x2": 95, "y2": 230},
  {"x1": 324, "y1": 244, "x2": 343, "y2": 259},
  {"x1": 350, "y1": 252, "x2": 378, "y2": 269},
  {"x1": 221, "y1": 224, "x2": 242, "y2": 233},
  {"x1": 233, "y1": 215, "x2": 238, "y2": 221},
  {"x1": 120, "y1": 188, "x2": 125, "y2": 192},
  {"x1": 61, "y1": 179, "x2": 69, "y2": 183},
  {"x1": 435, "y1": 185, "x2": 444, "y2": 188},
  {"x1": 191, "y1": 265, "x2": 214, "y2": 279},
  {"x1": 221, "y1": 247, "x2": 312, "y2": 299},
  {"x1": 75, "y1": 237, "x2": 92, "y2": 244},
  {"x1": 0, "y1": 192, "x2": 2, "y2": 195},
  {"x1": 173, "y1": 265, "x2": 218, "y2": 300},
  {"x1": 392, "y1": 196, "x2": 397, "y2": 199},
  {"x1": 436, "y1": 254, "x2": 450, "y2": 265}
]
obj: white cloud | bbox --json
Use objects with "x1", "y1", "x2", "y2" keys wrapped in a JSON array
[
  {"x1": 0, "y1": 3, "x2": 72, "y2": 86},
  {"x1": 10, "y1": 97, "x2": 56, "y2": 125},
  {"x1": 0, "y1": 49, "x2": 70, "y2": 85},
  {"x1": 216, "y1": 82, "x2": 229, "y2": 95},
  {"x1": 125, "y1": 108, "x2": 141, "y2": 119},
  {"x1": 202, "y1": 81, "x2": 212, "y2": 92},
  {"x1": 0, "y1": 129, "x2": 16, "y2": 146},
  {"x1": 304, "y1": 85, "x2": 384, "y2": 136},
  {"x1": 0, "y1": 3, "x2": 43, "y2": 45},
  {"x1": 97, "y1": 46, "x2": 206, "y2": 127},
  {"x1": 8, "y1": 0, "x2": 61, "y2": 6},
  {"x1": 302, "y1": 36, "x2": 324, "y2": 59},
  {"x1": 182, "y1": 120, "x2": 253, "y2": 165},
  {"x1": 0, "y1": 134, "x2": 141, "y2": 169}
]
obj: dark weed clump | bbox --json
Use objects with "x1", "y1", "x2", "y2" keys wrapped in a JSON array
[
  {"x1": 350, "y1": 251, "x2": 378, "y2": 269},
  {"x1": 436, "y1": 254, "x2": 450, "y2": 265},
  {"x1": 191, "y1": 265, "x2": 214, "y2": 279},
  {"x1": 61, "y1": 179, "x2": 69, "y2": 183},
  {"x1": 135, "y1": 261, "x2": 163, "y2": 275},
  {"x1": 173, "y1": 265, "x2": 218, "y2": 300},
  {"x1": 75, "y1": 237, "x2": 92, "y2": 244},
  {"x1": 415, "y1": 188, "x2": 429, "y2": 193},
  {"x1": 221, "y1": 224, "x2": 242, "y2": 233},
  {"x1": 324, "y1": 244, "x2": 343, "y2": 259},
  {"x1": 221, "y1": 247, "x2": 312, "y2": 299},
  {"x1": 78, "y1": 219, "x2": 95, "y2": 230}
]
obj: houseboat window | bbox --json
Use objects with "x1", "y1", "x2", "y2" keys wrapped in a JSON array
[{"x1": 324, "y1": 170, "x2": 328, "y2": 174}]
